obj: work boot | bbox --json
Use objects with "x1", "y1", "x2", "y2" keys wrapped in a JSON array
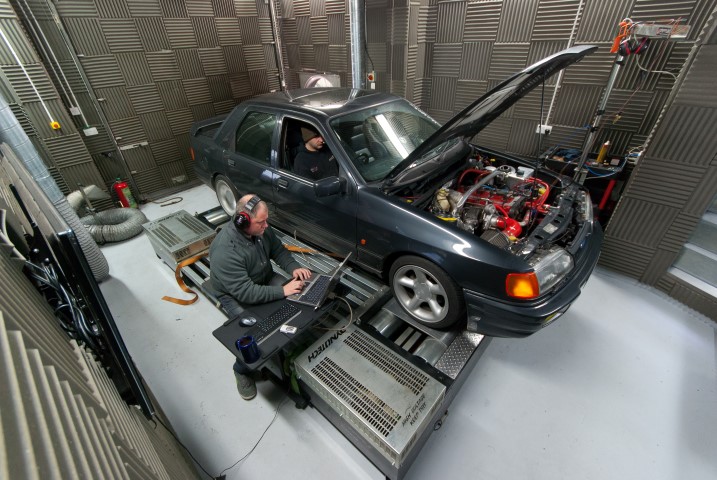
[{"x1": 234, "y1": 371, "x2": 256, "y2": 400}]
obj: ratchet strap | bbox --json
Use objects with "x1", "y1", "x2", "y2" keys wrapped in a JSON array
[{"x1": 161, "y1": 252, "x2": 208, "y2": 305}]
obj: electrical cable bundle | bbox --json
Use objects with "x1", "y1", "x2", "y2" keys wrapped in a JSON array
[{"x1": 25, "y1": 260, "x2": 103, "y2": 352}]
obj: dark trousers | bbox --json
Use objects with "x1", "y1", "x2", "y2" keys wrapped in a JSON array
[{"x1": 224, "y1": 273, "x2": 287, "y2": 376}]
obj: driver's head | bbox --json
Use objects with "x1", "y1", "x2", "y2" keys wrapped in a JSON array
[{"x1": 301, "y1": 127, "x2": 324, "y2": 151}]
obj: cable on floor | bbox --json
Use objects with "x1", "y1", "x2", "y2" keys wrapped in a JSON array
[
  {"x1": 216, "y1": 388, "x2": 290, "y2": 479},
  {"x1": 313, "y1": 296, "x2": 354, "y2": 332},
  {"x1": 153, "y1": 387, "x2": 289, "y2": 480},
  {"x1": 148, "y1": 196, "x2": 183, "y2": 207},
  {"x1": 152, "y1": 414, "x2": 216, "y2": 479}
]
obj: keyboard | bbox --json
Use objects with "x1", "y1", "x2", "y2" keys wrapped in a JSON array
[
  {"x1": 251, "y1": 302, "x2": 301, "y2": 343},
  {"x1": 297, "y1": 275, "x2": 331, "y2": 304}
]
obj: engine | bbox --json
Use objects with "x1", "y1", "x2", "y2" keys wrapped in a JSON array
[{"x1": 429, "y1": 164, "x2": 552, "y2": 249}]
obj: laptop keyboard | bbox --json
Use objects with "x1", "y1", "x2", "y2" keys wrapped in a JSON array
[
  {"x1": 299, "y1": 275, "x2": 331, "y2": 304},
  {"x1": 252, "y1": 302, "x2": 301, "y2": 343}
]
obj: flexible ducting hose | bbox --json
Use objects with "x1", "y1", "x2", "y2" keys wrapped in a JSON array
[
  {"x1": 66, "y1": 186, "x2": 147, "y2": 243},
  {"x1": 0, "y1": 94, "x2": 110, "y2": 280},
  {"x1": 80, "y1": 209, "x2": 147, "y2": 244},
  {"x1": 66, "y1": 189, "x2": 86, "y2": 213}
]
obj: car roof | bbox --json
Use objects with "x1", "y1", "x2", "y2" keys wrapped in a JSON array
[{"x1": 243, "y1": 88, "x2": 401, "y2": 119}]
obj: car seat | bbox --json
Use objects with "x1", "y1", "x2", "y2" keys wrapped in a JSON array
[
  {"x1": 285, "y1": 123, "x2": 304, "y2": 170},
  {"x1": 363, "y1": 117, "x2": 400, "y2": 160}
]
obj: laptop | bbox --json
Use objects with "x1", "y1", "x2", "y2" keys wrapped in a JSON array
[{"x1": 287, "y1": 252, "x2": 351, "y2": 309}]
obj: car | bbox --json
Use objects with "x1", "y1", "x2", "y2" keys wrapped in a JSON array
[{"x1": 190, "y1": 45, "x2": 603, "y2": 337}]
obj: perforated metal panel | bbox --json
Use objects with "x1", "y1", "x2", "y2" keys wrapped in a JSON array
[{"x1": 296, "y1": 326, "x2": 446, "y2": 467}]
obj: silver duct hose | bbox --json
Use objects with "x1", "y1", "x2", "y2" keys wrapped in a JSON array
[
  {"x1": 80, "y1": 209, "x2": 147, "y2": 244},
  {"x1": 65, "y1": 189, "x2": 86, "y2": 212},
  {"x1": 0, "y1": 95, "x2": 109, "y2": 280},
  {"x1": 66, "y1": 185, "x2": 147, "y2": 244},
  {"x1": 452, "y1": 169, "x2": 501, "y2": 216}
]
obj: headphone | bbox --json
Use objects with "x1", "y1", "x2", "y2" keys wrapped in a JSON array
[
  {"x1": 234, "y1": 195, "x2": 261, "y2": 230},
  {"x1": 618, "y1": 37, "x2": 650, "y2": 56}
]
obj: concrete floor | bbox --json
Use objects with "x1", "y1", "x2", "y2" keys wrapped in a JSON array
[{"x1": 99, "y1": 184, "x2": 717, "y2": 480}]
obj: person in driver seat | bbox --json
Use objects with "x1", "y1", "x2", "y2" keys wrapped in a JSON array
[{"x1": 294, "y1": 127, "x2": 338, "y2": 180}]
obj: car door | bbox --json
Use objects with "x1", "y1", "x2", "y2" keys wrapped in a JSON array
[
  {"x1": 223, "y1": 109, "x2": 279, "y2": 209},
  {"x1": 270, "y1": 115, "x2": 358, "y2": 258}
]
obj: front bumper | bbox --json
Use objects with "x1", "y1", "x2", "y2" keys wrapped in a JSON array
[{"x1": 464, "y1": 223, "x2": 603, "y2": 338}]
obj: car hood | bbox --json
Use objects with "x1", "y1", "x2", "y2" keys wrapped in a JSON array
[{"x1": 383, "y1": 44, "x2": 598, "y2": 189}]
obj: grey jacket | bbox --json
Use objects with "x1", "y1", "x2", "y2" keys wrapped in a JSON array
[{"x1": 209, "y1": 221, "x2": 301, "y2": 305}]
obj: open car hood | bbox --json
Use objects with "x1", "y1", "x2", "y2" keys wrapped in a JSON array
[{"x1": 383, "y1": 44, "x2": 598, "y2": 189}]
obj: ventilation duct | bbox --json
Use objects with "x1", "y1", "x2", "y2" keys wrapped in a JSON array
[{"x1": 0, "y1": 94, "x2": 109, "y2": 280}]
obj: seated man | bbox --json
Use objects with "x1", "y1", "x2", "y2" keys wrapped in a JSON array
[
  {"x1": 209, "y1": 194, "x2": 311, "y2": 400},
  {"x1": 294, "y1": 127, "x2": 339, "y2": 180}
]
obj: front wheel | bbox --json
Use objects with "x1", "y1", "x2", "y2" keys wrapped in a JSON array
[
  {"x1": 389, "y1": 255, "x2": 465, "y2": 329},
  {"x1": 214, "y1": 175, "x2": 239, "y2": 216}
]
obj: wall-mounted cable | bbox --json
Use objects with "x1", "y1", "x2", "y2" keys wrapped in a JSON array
[
  {"x1": 0, "y1": 25, "x2": 58, "y2": 129},
  {"x1": 15, "y1": 0, "x2": 90, "y2": 128}
]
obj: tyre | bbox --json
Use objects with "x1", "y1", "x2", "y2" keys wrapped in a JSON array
[
  {"x1": 214, "y1": 174, "x2": 239, "y2": 216},
  {"x1": 389, "y1": 255, "x2": 465, "y2": 329}
]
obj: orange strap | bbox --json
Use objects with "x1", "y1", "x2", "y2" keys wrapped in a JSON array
[
  {"x1": 610, "y1": 20, "x2": 633, "y2": 53},
  {"x1": 161, "y1": 253, "x2": 208, "y2": 305}
]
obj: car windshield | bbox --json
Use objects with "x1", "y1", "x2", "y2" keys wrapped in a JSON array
[{"x1": 329, "y1": 100, "x2": 439, "y2": 182}]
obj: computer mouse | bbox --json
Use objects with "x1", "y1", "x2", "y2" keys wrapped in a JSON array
[{"x1": 240, "y1": 316, "x2": 257, "y2": 327}]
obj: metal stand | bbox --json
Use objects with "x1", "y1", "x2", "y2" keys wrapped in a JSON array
[
  {"x1": 573, "y1": 52, "x2": 626, "y2": 184},
  {"x1": 573, "y1": 19, "x2": 691, "y2": 184}
]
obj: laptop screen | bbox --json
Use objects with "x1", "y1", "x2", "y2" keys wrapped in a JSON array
[{"x1": 328, "y1": 252, "x2": 351, "y2": 283}]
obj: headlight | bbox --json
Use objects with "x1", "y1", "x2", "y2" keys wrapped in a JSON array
[
  {"x1": 531, "y1": 248, "x2": 574, "y2": 293},
  {"x1": 579, "y1": 190, "x2": 593, "y2": 223}
]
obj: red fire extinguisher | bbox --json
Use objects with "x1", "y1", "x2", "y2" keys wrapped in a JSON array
[{"x1": 112, "y1": 178, "x2": 138, "y2": 208}]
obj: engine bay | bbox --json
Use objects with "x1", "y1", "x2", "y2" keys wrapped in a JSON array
[{"x1": 424, "y1": 152, "x2": 588, "y2": 259}]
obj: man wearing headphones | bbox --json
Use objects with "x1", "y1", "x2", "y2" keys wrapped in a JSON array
[
  {"x1": 209, "y1": 194, "x2": 311, "y2": 400},
  {"x1": 294, "y1": 126, "x2": 338, "y2": 180}
]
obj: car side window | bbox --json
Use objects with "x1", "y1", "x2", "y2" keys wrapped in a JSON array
[{"x1": 235, "y1": 111, "x2": 276, "y2": 164}]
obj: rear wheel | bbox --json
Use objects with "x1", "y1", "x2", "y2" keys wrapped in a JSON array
[
  {"x1": 214, "y1": 175, "x2": 239, "y2": 216},
  {"x1": 389, "y1": 255, "x2": 465, "y2": 329}
]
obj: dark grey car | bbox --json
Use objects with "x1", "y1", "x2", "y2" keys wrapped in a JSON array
[{"x1": 191, "y1": 45, "x2": 603, "y2": 337}]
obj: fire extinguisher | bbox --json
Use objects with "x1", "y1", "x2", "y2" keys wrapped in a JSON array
[{"x1": 112, "y1": 178, "x2": 138, "y2": 208}]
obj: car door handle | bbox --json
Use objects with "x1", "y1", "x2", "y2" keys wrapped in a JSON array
[
  {"x1": 276, "y1": 179, "x2": 288, "y2": 189},
  {"x1": 221, "y1": 151, "x2": 233, "y2": 164}
]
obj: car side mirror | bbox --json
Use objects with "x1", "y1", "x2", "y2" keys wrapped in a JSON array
[{"x1": 314, "y1": 176, "x2": 346, "y2": 197}]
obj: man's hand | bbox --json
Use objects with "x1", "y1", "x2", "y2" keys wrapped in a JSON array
[
  {"x1": 283, "y1": 278, "x2": 304, "y2": 296},
  {"x1": 292, "y1": 268, "x2": 312, "y2": 281}
]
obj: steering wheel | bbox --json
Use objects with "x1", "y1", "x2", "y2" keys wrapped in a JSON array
[{"x1": 357, "y1": 152, "x2": 370, "y2": 164}]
